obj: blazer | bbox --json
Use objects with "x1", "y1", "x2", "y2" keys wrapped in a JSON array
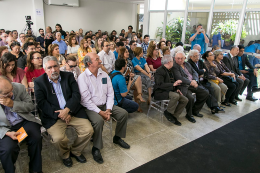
[
  {"x1": 222, "y1": 53, "x2": 241, "y2": 76},
  {"x1": 0, "y1": 83, "x2": 41, "y2": 139},
  {"x1": 34, "y1": 71, "x2": 87, "y2": 129},
  {"x1": 153, "y1": 65, "x2": 188, "y2": 100},
  {"x1": 238, "y1": 54, "x2": 255, "y2": 70},
  {"x1": 187, "y1": 59, "x2": 209, "y2": 83}
]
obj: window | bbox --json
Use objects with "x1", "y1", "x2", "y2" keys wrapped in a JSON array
[
  {"x1": 149, "y1": 12, "x2": 164, "y2": 41},
  {"x1": 188, "y1": 0, "x2": 211, "y2": 10},
  {"x1": 167, "y1": 0, "x2": 186, "y2": 10},
  {"x1": 150, "y1": 0, "x2": 166, "y2": 11}
]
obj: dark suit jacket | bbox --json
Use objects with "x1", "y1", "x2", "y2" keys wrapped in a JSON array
[
  {"x1": 172, "y1": 62, "x2": 198, "y2": 95},
  {"x1": 34, "y1": 71, "x2": 87, "y2": 129},
  {"x1": 239, "y1": 54, "x2": 254, "y2": 70},
  {"x1": 153, "y1": 65, "x2": 181, "y2": 100},
  {"x1": 187, "y1": 59, "x2": 209, "y2": 83},
  {"x1": 222, "y1": 53, "x2": 241, "y2": 76}
]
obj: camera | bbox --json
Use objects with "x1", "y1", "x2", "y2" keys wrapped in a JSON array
[
  {"x1": 25, "y1": 16, "x2": 31, "y2": 21},
  {"x1": 25, "y1": 16, "x2": 33, "y2": 30}
]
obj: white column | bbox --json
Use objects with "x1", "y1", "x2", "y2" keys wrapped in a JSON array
[
  {"x1": 234, "y1": 0, "x2": 247, "y2": 45},
  {"x1": 162, "y1": 0, "x2": 168, "y2": 38},
  {"x1": 132, "y1": 3, "x2": 137, "y2": 32},
  {"x1": 32, "y1": 0, "x2": 45, "y2": 37},
  {"x1": 181, "y1": 0, "x2": 189, "y2": 43},
  {"x1": 206, "y1": 0, "x2": 215, "y2": 36},
  {"x1": 143, "y1": 0, "x2": 149, "y2": 35}
]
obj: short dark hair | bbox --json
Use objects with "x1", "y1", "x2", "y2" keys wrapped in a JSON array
[
  {"x1": 144, "y1": 35, "x2": 149, "y2": 39},
  {"x1": 202, "y1": 51, "x2": 211, "y2": 60},
  {"x1": 166, "y1": 40, "x2": 172, "y2": 49},
  {"x1": 115, "y1": 58, "x2": 126, "y2": 71},
  {"x1": 98, "y1": 30, "x2": 101, "y2": 31},
  {"x1": 56, "y1": 24, "x2": 62, "y2": 28},
  {"x1": 23, "y1": 42, "x2": 35, "y2": 51},
  {"x1": 130, "y1": 40, "x2": 136, "y2": 45},
  {"x1": 12, "y1": 30, "x2": 17, "y2": 33},
  {"x1": 197, "y1": 24, "x2": 202, "y2": 27},
  {"x1": 102, "y1": 32, "x2": 107, "y2": 36},
  {"x1": 212, "y1": 45, "x2": 220, "y2": 51},
  {"x1": 5, "y1": 30, "x2": 11, "y2": 35},
  {"x1": 230, "y1": 45, "x2": 238, "y2": 51},
  {"x1": 10, "y1": 41, "x2": 21, "y2": 50},
  {"x1": 238, "y1": 45, "x2": 245, "y2": 50},
  {"x1": 116, "y1": 42, "x2": 124, "y2": 47},
  {"x1": 121, "y1": 29, "x2": 125, "y2": 32},
  {"x1": 101, "y1": 40, "x2": 109, "y2": 48},
  {"x1": 128, "y1": 25, "x2": 133, "y2": 29},
  {"x1": 119, "y1": 33, "x2": 125, "y2": 37},
  {"x1": 132, "y1": 31, "x2": 136, "y2": 34},
  {"x1": 176, "y1": 42, "x2": 183, "y2": 47},
  {"x1": 84, "y1": 35, "x2": 92, "y2": 40},
  {"x1": 38, "y1": 28, "x2": 44, "y2": 32},
  {"x1": 120, "y1": 38, "x2": 127, "y2": 42}
]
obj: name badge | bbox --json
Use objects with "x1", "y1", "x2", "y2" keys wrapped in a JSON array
[{"x1": 102, "y1": 78, "x2": 107, "y2": 84}]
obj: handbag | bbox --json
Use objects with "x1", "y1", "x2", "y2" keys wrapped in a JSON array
[{"x1": 211, "y1": 79, "x2": 219, "y2": 85}]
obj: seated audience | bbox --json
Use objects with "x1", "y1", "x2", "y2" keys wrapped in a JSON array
[
  {"x1": 114, "y1": 41, "x2": 124, "y2": 60},
  {"x1": 153, "y1": 55, "x2": 189, "y2": 125},
  {"x1": 141, "y1": 35, "x2": 150, "y2": 58},
  {"x1": 35, "y1": 42, "x2": 44, "y2": 55},
  {"x1": 36, "y1": 28, "x2": 45, "y2": 49},
  {"x1": 0, "y1": 33, "x2": 8, "y2": 46},
  {"x1": 34, "y1": 56, "x2": 93, "y2": 168},
  {"x1": 212, "y1": 45, "x2": 220, "y2": 52},
  {"x1": 91, "y1": 35, "x2": 96, "y2": 45},
  {"x1": 158, "y1": 41, "x2": 166, "y2": 57},
  {"x1": 173, "y1": 51, "x2": 209, "y2": 123},
  {"x1": 18, "y1": 33, "x2": 26, "y2": 47},
  {"x1": 0, "y1": 76, "x2": 42, "y2": 173},
  {"x1": 44, "y1": 26, "x2": 54, "y2": 53},
  {"x1": 192, "y1": 44, "x2": 202, "y2": 59},
  {"x1": 212, "y1": 50, "x2": 239, "y2": 106},
  {"x1": 102, "y1": 32, "x2": 109, "y2": 42},
  {"x1": 78, "y1": 38, "x2": 93, "y2": 73},
  {"x1": 67, "y1": 35, "x2": 80, "y2": 56},
  {"x1": 98, "y1": 40, "x2": 115, "y2": 74},
  {"x1": 0, "y1": 46, "x2": 8, "y2": 57},
  {"x1": 137, "y1": 32, "x2": 142, "y2": 43},
  {"x1": 109, "y1": 41, "x2": 116, "y2": 52},
  {"x1": 110, "y1": 35, "x2": 116, "y2": 43},
  {"x1": 48, "y1": 44, "x2": 65, "y2": 66},
  {"x1": 52, "y1": 32, "x2": 67, "y2": 56},
  {"x1": 55, "y1": 24, "x2": 67, "y2": 39},
  {"x1": 77, "y1": 53, "x2": 130, "y2": 164},
  {"x1": 94, "y1": 37, "x2": 103, "y2": 54},
  {"x1": 223, "y1": 46, "x2": 249, "y2": 102},
  {"x1": 10, "y1": 41, "x2": 24, "y2": 60},
  {"x1": 146, "y1": 44, "x2": 161, "y2": 72},
  {"x1": 162, "y1": 46, "x2": 171, "y2": 56},
  {"x1": 0, "y1": 52, "x2": 28, "y2": 88},
  {"x1": 132, "y1": 47, "x2": 152, "y2": 104},
  {"x1": 25, "y1": 51, "x2": 45, "y2": 88},
  {"x1": 110, "y1": 58, "x2": 139, "y2": 113},
  {"x1": 60, "y1": 55, "x2": 81, "y2": 81},
  {"x1": 131, "y1": 35, "x2": 141, "y2": 47},
  {"x1": 188, "y1": 50, "x2": 225, "y2": 113},
  {"x1": 172, "y1": 46, "x2": 184, "y2": 58},
  {"x1": 128, "y1": 40, "x2": 137, "y2": 60},
  {"x1": 26, "y1": 30, "x2": 36, "y2": 41}
]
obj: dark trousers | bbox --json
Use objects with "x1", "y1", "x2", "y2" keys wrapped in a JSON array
[
  {"x1": 222, "y1": 78, "x2": 239, "y2": 102},
  {"x1": 244, "y1": 72, "x2": 256, "y2": 97},
  {"x1": 236, "y1": 77, "x2": 250, "y2": 96},
  {"x1": 185, "y1": 85, "x2": 209, "y2": 116},
  {"x1": 119, "y1": 95, "x2": 139, "y2": 113},
  {"x1": 201, "y1": 82, "x2": 219, "y2": 108},
  {"x1": 0, "y1": 120, "x2": 42, "y2": 173}
]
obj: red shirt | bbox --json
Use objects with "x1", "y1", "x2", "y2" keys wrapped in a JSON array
[
  {"x1": 24, "y1": 67, "x2": 45, "y2": 82},
  {"x1": 0, "y1": 68, "x2": 25, "y2": 83},
  {"x1": 146, "y1": 57, "x2": 162, "y2": 69}
]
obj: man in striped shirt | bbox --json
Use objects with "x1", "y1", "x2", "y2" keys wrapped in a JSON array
[{"x1": 141, "y1": 34, "x2": 150, "y2": 58}]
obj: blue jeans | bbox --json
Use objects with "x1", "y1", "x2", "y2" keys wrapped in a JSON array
[{"x1": 119, "y1": 95, "x2": 139, "y2": 113}]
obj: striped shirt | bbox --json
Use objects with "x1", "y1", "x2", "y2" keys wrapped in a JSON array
[
  {"x1": 141, "y1": 42, "x2": 149, "y2": 57},
  {"x1": 48, "y1": 76, "x2": 66, "y2": 109}
]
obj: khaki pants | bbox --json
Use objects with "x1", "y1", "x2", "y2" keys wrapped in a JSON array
[
  {"x1": 47, "y1": 117, "x2": 94, "y2": 159},
  {"x1": 167, "y1": 91, "x2": 189, "y2": 117},
  {"x1": 208, "y1": 80, "x2": 228, "y2": 104}
]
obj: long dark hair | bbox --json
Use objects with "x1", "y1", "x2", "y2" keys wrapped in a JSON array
[
  {"x1": 1, "y1": 52, "x2": 17, "y2": 76},
  {"x1": 202, "y1": 51, "x2": 211, "y2": 61}
]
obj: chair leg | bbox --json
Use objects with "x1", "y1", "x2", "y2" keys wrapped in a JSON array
[{"x1": 147, "y1": 103, "x2": 152, "y2": 117}]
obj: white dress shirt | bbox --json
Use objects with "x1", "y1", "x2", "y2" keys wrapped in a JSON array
[
  {"x1": 77, "y1": 68, "x2": 114, "y2": 113},
  {"x1": 98, "y1": 50, "x2": 115, "y2": 73}
]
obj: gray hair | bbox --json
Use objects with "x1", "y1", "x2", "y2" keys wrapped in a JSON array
[
  {"x1": 193, "y1": 44, "x2": 201, "y2": 50},
  {"x1": 83, "y1": 55, "x2": 92, "y2": 68},
  {"x1": 212, "y1": 45, "x2": 220, "y2": 51},
  {"x1": 161, "y1": 55, "x2": 173, "y2": 65},
  {"x1": 43, "y1": 56, "x2": 59, "y2": 69},
  {"x1": 213, "y1": 49, "x2": 223, "y2": 57},
  {"x1": 188, "y1": 49, "x2": 199, "y2": 59},
  {"x1": 175, "y1": 51, "x2": 185, "y2": 58},
  {"x1": 174, "y1": 46, "x2": 184, "y2": 54},
  {"x1": 56, "y1": 32, "x2": 61, "y2": 36}
]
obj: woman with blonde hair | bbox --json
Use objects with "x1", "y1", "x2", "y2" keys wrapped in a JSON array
[
  {"x1": 78, "y1": 38, "x2": 93, "y2": 73},
  {"x1": 146, "y1": 44, "x2": 161, "y2": 72},
  {"x1": 67, "y1": 35, "x2": 80, "y2": 56},
  {"x1": 48, "y1": 44, "x2": 65, "y2": 66},
  {"x1": 109, "y1": 41, "x2": 116, "y2": 52},
  {"x1": 94, "y1": 37, "x2": 103, "y2": 54}
]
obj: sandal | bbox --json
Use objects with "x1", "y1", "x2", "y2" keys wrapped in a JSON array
[{"x1": 136, "y1": 93, "x2": 146, "y2": 103}]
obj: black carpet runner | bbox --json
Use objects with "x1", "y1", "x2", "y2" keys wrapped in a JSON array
[{"x1": 128, "y1": 108, "x2": 260, "y2": 173}]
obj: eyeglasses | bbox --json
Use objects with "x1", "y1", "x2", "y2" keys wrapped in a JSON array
[
  {"x1": 69, "y1": 65, "x2": 77, "y2": 68},
  {"x1": 0, "y1": 88, "x2": 13, "y2": 98},
  {"x1": 105, "y1": 45, "x2": 110, "y2": 47},
  {"x1": 34, "y1": 57, "x2": 43, "y2": 60},
  {"x1": 133, "y1": 44, "x2": 137, "y2": 46}
]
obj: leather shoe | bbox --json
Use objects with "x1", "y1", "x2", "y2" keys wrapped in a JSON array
[
  {"x1": 163, "y1": 110, "x2": 176, "y2": 124},
  {"x1": 62, "y1": 157, "x2": 73, "y2": 167},
  {"x1": 235, "y1": 96, "x2": 242, "y2": 101},
  {"x1": 92, "y1": 149, "x2": 104, "y2": 164},
  {"x1": 173, "y1": 118, "x2": 182, "y2": 126},
  {"x1": 185, "y1": 115, "x2": 196, "y2": 123},
  {"x1": 193, "y1": 113, "x2": 203, "y2": 117},
  {"x1": 230, "y1": 100, "x2": 237, "y2": 105},
  {"x1": 246, "y1": 96, "x2": 258, "y2": 101},
  {"x1": 70, "y1": 152, "x2": 86, "y2": 163},
  {"x1": 215, "y1": 107, "x2": 225, "y2": 113},
  {"x1": 252, "y1": 87, "x2": 260, "y2": 93},
  {"x1": 221, "y1": 102, "x2": 231, "y2": 107},
  {"x1": 113, "y1": 138, "x2": 130, "y2": 149}
]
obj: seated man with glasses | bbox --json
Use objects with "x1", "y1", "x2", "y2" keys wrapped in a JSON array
[
  {"x1": 98, "y1": 40, "x2": 116, "y2": 74},
  {"x1": 0, "y1": 76, "x2": 43, "y2": 173},
  {"x1": 60, "y1": 55, "x2": 81, "y2": 81},
  {"x1": 34, "y1": 56, "x2": 93, "y2": 168}
]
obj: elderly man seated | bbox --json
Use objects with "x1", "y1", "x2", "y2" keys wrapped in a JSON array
[
  {"x1": 173, "y1": 51, "x2": 209, "y2": 123},
  {"x1": 187, "y1": 49, "x2": 225, "y2": 114},
  {"x1": 0, "y1": 76, "x2": 42, "y2": 173},
  {"x1": 34, "y1": 56, "x2": 93, "y2": 168},
  {"x1": 77, "y1": 53, "x2": 129, "y2": 164},
  {"x1": 153, "y1": 55, "x2": 189, "y2": 126}
]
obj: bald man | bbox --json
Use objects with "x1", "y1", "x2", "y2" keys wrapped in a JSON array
[
  {"x1": 0, "y1": 76, "x2": 42, "y2": 173},
  {"x1": 52, "y1": 32, "x2": 67, "y2": 56}
]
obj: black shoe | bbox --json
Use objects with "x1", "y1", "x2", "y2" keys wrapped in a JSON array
[
  {"x1": 173, "y1": 119, "x2": 182, "y2": 126},
  {"x1": 230, "y1": 100, "x2": 237, "y2": 105},
  {"x1": 235, "y1": 96, "x2": 242, "y2": 101},
  {"x1": 221, "y1": 102, "x2": 231, "y2": 107},
  {"x1": 215, "y1": 107, "x2": 225, "y2": 113},
  {"x1": 62, "y1": 157, "x2": 73, "y2": 167},
  {"x1": 70, "y1": 153, "x2": 86, "y2": 163},
  {"x1": 252, "y1": 87, "x2": 260, "y2": 93},
  {"x1": 185, "y1": 115, "x2": 196, "y2": 123},
  {"x1": 92, "y1": 149, "x2": 104, "y2": 164},
  {"x1": 163, "y1": 110, "x2": 176, "y2": 124},
  {"x1": 211, "y1": 108, "x2": 216, "y2": 114},
  {"x1": 193, "y1": 113, "x2": 203, "y2": 117},
  {"x1": 113, "y1": 138, "x2": 130, "y2": 149},
  {"x1": 246, "y1": 96, "x2": 258, "y2": 101}
]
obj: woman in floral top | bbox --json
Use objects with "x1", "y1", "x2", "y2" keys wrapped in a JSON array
[{"x1": 78, "y1": 38, "x2": 94, "y2": 73}]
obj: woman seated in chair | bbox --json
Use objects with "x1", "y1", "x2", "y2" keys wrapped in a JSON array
[
  {"x1": 146, "y1": 44, "x2": 161, "y2": 72},
  {"x1": 24, "y1": 51, "x2": 45, "y2": 89},
  {"x1": 0, "y1": 52, "x2": 28, "y2": 88},
  {"x1": 132, "y1": 47, "x2": 152, "y2": 105},
  {"x1": 67, "y1": 35, "x2": 80, "y2": 56},
  {"x1": 118, "y1": 47, "x2": 145, "y2": 112},
  {"x1": 10, "y1": 41, "x2": 24, "y2": 60},
  {"x1": 48, "y1": 44, "x2": 65, "y2": 67}
]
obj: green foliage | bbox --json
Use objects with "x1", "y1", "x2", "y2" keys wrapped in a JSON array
[
  {"x1": 211, "y1": 19, "x2": 247, "y2": 41},
  {"x1": 156, "y1": 17, "x2": 191, "y2": 44}
]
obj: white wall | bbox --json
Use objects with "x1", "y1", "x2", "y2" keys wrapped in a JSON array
[{"x1": 44, "y1": 0, "x2": 136, "y2": 34}]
